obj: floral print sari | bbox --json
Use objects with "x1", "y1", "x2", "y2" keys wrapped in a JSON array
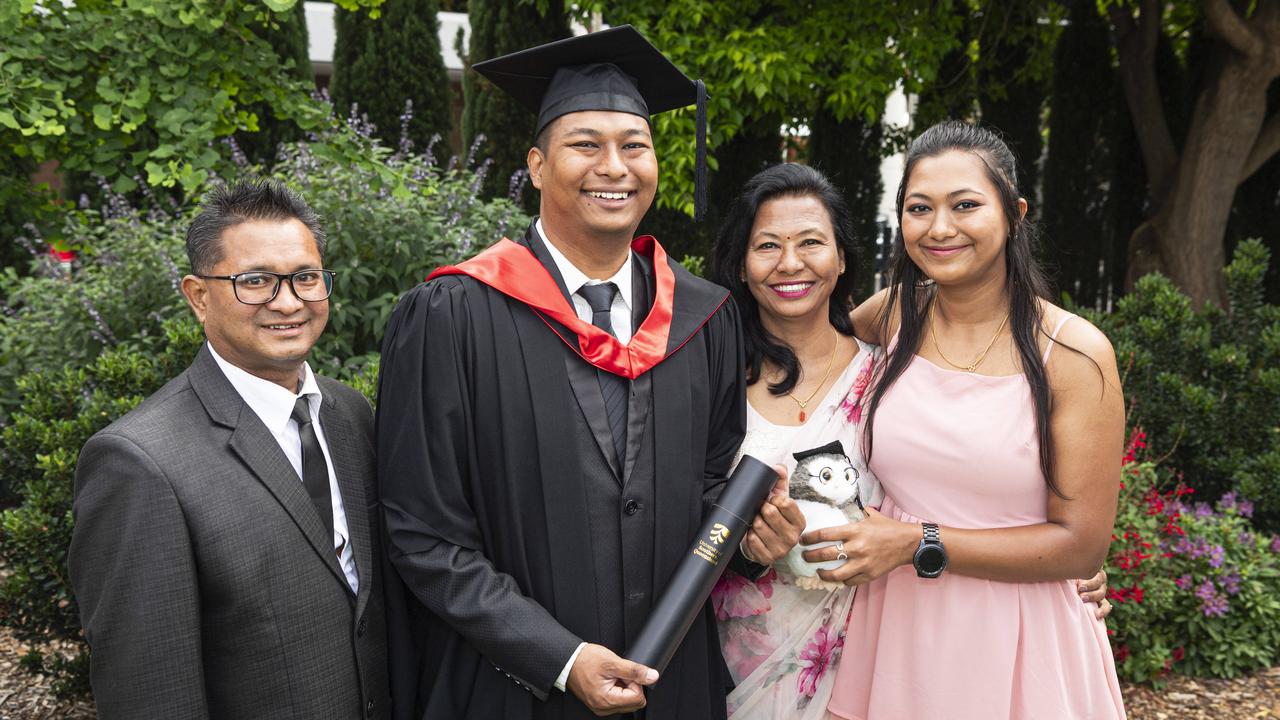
[{"x1": 716, "y1": 342, "x2": 879, "y2": 719}]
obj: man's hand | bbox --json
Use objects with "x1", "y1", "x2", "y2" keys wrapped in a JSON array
[
  {"x1": 565, "y1": 643, "x2": 657, "y2": 717},
  {"x1": 741, "y1": 465, "x2": 806, "y2": 565}
]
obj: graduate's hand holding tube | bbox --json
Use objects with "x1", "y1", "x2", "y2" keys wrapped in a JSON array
[
  {"x1": 740, "y1": 466, "x2": 806, "y2": 565},
  {"x1": 566, "y1": 643, "x2": 658, "y2": 716}
]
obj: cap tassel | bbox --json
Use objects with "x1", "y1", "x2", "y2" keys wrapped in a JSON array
[{"x1": 694, "y1": 79, "x2": 708, "y2": 222}]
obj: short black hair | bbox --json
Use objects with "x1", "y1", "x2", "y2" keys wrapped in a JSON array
[
  {"x1": 185, "y1": 179, "x2": 326, "y2": 275},
  {"x1": 533, "y1": 115, "x2": 562, "y2": 155}
]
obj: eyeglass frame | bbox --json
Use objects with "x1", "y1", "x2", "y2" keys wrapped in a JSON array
[{"x1": 196, "y1": 269, "x2": 338, "y2": 305}]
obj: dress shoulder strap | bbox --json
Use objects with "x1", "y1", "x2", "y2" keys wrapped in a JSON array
[{"x1": 1042, "y1": 313, "x2": 1075, "y2": 364}]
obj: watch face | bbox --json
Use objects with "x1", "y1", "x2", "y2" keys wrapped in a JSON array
[{"x1": 915, "y1": 545, "x2": 947, "y2": 576}]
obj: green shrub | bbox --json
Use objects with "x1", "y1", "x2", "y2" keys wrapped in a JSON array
[
  {"x1": 0, "y1": 316, "x2": 204, "y2": 696},
  {"x1": 278, "y1": 123, "x2": 529, "y2": 376},
  {"x1": 1106, "y1": 448, "x2": 1280, "y2": 684},
  {"x1": 1085, "y1": 240, "x2": 1280, "y2": 531},
  {"x1": 0, "y1": 200, "x2": 190, "y2": 422}
]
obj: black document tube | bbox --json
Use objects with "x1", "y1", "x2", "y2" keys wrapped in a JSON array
[{"x1": 625, "y1": 454, "x2": 777, "y2": 673}]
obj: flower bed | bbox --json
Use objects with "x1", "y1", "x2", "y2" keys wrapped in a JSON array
[{"x1": 1107, "y1": 431, "x2": 1280, "y2": 684}]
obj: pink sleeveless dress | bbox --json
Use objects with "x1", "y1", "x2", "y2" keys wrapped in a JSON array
[{"x1": 827, "y1": 316, "x2": 1126, "y2": 720}]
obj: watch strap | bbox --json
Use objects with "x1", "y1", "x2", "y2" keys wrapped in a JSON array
[{"x1": 922, "y1": 522, "x2": 940, "y2": 545}]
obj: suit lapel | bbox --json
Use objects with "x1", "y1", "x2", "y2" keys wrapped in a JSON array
[
  {"x1": 188, "y1": 345, "x2": 351, "y2": 594},
  {"x1": 521, "y1": 225, "x2": 623, "y2": 481},
  {"x1": 320, "y1": 397, "x2": 373, "y2": 615}
]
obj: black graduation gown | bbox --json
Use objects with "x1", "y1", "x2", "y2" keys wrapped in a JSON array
[{"x1": 377, "y1": 224, "x2": 746, "y2": 720}]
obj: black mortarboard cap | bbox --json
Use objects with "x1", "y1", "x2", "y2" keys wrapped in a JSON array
[
  {"x1": 792, "y1": 440, "x2": 848, "y2": 463},
  {"x1": 473, "y1": 25, "x2": 709, "y2": 221}
]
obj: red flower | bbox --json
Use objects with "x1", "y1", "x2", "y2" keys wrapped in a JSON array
[
  {"x1": 1172, "y1": 647, "x2": 1185, "y2": 662},
  {"x1": 1114, "y1": 645, "x2": 1130, "y2": 663}
]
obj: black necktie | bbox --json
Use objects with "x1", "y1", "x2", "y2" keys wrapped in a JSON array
[
  {"x1": 577, "y1": 282, "x2": 629, "y2": 467},
  {"x1": 291, "y1": 396, "x2": 334, "y2": 544}
]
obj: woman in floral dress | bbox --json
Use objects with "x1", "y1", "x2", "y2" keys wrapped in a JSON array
[{"x1": 709, "y1": 163, "x2": 879, "y2": 718}]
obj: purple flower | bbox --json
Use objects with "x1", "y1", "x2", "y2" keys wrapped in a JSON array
[
  {"x1": 1208, "y1": 545, "x2": 1226, "y2": 569},
  {"x1": 1174, "y1": 574, "x2": 1193, "y2": 590},
  {"x1": 1194, "y1": 580, "x2": 1216, "y2": 602},
  {"x1": 1220, "y1": 573, "x2": 1241, "y2": 596},
  {"x1": 1270, "y1": 536, "x2": 1280, "y2": 553},
  {"x1": 1185, "y1": 538, "x2": 1210, "y2": 560},
  {"x1": 1194, "y1": 503, "x2": 1214, "y2": 518},
  {"x1": 1220, "y1": 491, "x2": 1238, "y2": 510},
  {"x1": 1238, "y1": 500, "x2": 1254, "y2": 518},
  {"x1": 1172, "y1": 537, "x2": 1194, "y2": 555},
  {"x1": 1239, "y1": 531, "x2": 1255, "y2": 546},
  {"x1": 1201, "y1": 593, "x2": 1230, "y2": 618}
]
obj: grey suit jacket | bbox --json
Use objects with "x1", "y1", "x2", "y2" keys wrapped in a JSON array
[{"x1": 68, "y1": 345, "x2": 390, "y2": 720}]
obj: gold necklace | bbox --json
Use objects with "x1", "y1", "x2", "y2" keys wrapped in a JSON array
[
  {"x1": 786, "y1": 327, "x2": 839, "y2": 422},
  {"x1": 930, "y1": 299, "x2": 1010, "y2": 373}
]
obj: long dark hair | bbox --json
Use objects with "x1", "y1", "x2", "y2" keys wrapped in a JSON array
[
  {"x1": 709, "y1": 163, "x2": 859, "y2": 394},
  {"x1": 864, "y1": 120, "x2": 1064, "y2": 495}
]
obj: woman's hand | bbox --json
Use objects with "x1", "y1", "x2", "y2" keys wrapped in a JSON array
[
  {"x1": 1078, "y1": 568, "x2": 1112, "y2": 620},
  {"x1": 741, "y1": 467, "x2": 807, "y2": 565},
  {"x1": 799, "y1": 508, "x2": 920, "y2": 586}
]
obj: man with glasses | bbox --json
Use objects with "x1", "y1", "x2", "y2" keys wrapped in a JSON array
[{"x1": 68, "y1": 179, "x2": 391, "y2": 719}]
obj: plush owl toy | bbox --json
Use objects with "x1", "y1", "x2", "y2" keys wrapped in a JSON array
[{"x1": 782, "y1": 440, "x2": 882, "y2": 590}]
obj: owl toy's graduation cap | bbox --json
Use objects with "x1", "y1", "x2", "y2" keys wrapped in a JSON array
[
  {"x1": 793, "y1": 440, "x2": 848, "y2": 463},
  {"x1": 473, "y1": 25, "x2": 709, "y2": 220}
]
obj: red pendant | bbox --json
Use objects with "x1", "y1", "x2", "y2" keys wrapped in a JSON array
[{"x1": 798, "y1": 409, "x2": 807, "y2": 422}]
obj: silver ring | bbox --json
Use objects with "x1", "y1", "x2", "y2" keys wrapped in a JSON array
[{"x1": 835, "y1": 542, "x2": 848, "y2": 562}]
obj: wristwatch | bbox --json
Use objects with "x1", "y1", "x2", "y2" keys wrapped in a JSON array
[{"x1": 913, "y1": 522, "x2": 948, "y2": 578}]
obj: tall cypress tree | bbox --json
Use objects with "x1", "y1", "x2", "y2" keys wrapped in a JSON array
[
  {"x1": 463, "y1": 0, "x2": 569, "y2": 208},
  {"x1": 236, "y1": 2, "x2": 313, "y2": 166},
  {"x1": 807, "y1": 107, "x2": 884, "y2": 299},
  {"x1": 331, "y1": 0, "x2": 453, "y2": 156}
]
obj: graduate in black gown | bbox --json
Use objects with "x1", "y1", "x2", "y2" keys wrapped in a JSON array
[{"x1": 377, "y1": 25, "x2": 803, "y2": 720}]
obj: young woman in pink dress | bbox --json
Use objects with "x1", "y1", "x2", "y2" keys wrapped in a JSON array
[{"x1": 802, "y1": 121, "x2": 1127, "y2": 719}]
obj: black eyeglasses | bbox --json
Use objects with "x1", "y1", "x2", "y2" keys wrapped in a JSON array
[{"x1": 197, "y1": 269, "x2": 337, "y2": 305}]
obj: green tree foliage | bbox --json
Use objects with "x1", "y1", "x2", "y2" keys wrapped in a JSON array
[
  {"x1": 235, "y1": 1, "x2": 314, "y2": 167},
  {"x1": 587, "y1": 1, "x2": 966, "y2": 219},
  {"x1": 0, "y1": 0, "x2": 379, "y2": 194},
  {"x1": 1085, "y1": 240, "x2": 1280, "y2": 530},
  {"x1": 463, "y1": 0, "x2": 570, "y2": 210},
  {"x1": 331, "y1": 0, "x2": 454, "y2": 156}
]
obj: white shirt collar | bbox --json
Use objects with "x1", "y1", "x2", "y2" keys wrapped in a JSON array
[
  {"x1": 207, "y1": 342, "x2": 322, "y2": 436},
  {"x1": 536, "y1": 218, "x2": 633, "y2": 312}
]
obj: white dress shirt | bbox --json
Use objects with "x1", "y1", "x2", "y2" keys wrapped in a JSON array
[
  {"x1": 537, "y1": 218, "x2": 634, "y2": 343},
  {"x1": 536, "y1": 219, "x2": 636, "y2": 691},
  {"x1": 208, "y1": 343, "x2": 360, "y2": 594}
]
